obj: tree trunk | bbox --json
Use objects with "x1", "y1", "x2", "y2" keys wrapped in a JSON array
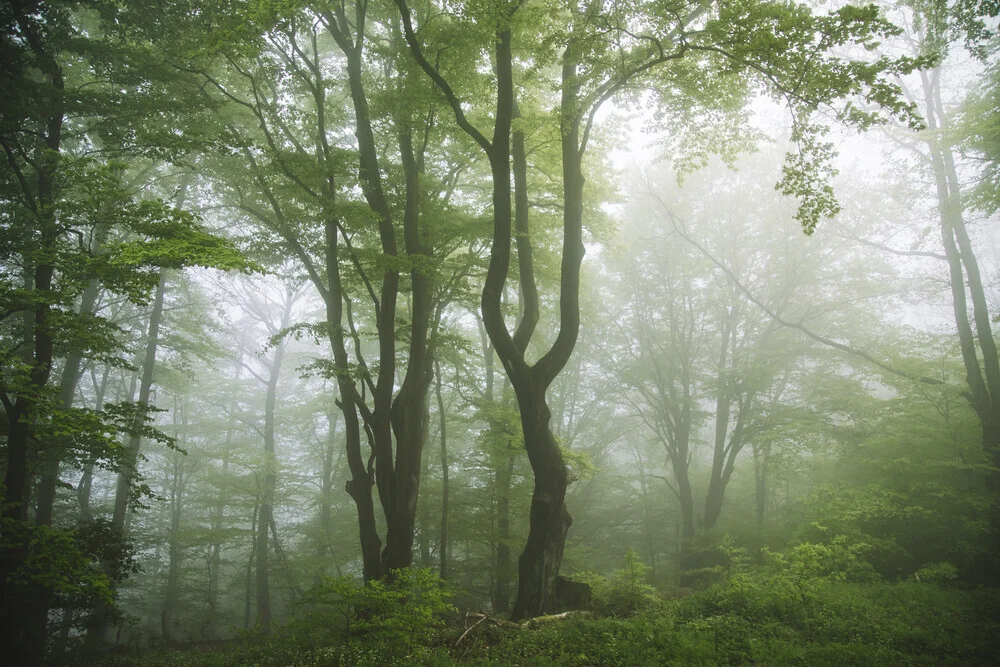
[
  {"x1": 36, "y1": 226, "x2": 109, "y2": 527},
  {"x1": 435, "y1": 358, "x2": 450, "y2": 580},
  {"x1": 754, "y1": 450, "x2": 768, "y2": 530},
  {"x1": 206, "y1": 452, "x2": 228, "y2": 639},
  {"x1": 88, "y1": 270, "x2": 168, "y2": 647},
  {"x1": 315, "y1": 407, "x2": 338, "y2": 583},
  {"x1": 493, "y1": 450, "x2": 515, "y2": 613},
  {"x1": 162, "y1": 440, "x2": 186, "y2": 643},
  {"x1": 255, "y1": 294, "x2": 292, "y2": 636},
  {"x1": 511, "y1": 388, "x2": 571, "y2": 620},
  {"x1": 324, "y1": 213, "x2": 382, "y2": 582},
  {"x1": 919, "y1": 68, "x2": 1000, "y2": 492},
  {"x1": 77, "y1": 366, "x2": 111, "y2": 525},
  {"x1": 395, "y1": 1, "x2": 587, "y2": 619},
  {"x1": 244, "y1": 498, "x2": 259, "y2": 629}
]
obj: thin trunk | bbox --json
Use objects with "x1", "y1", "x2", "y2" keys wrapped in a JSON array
[
  {"x1": 244, "y1": 498, "x2": 259, "y2": 629},
  {"x1": 206, "y1": 453, "x2": 229, "y2": 639},
  {"x1": 315, "y1": 407, "x2": 338, "y2": 583},
  {"x1": 162, "y1": 430, "x2": 186, "y2": 643},
  {"x1": 418, "y1": 446, "x2": 432, "y2": 567},
  {"x1": 920, "y1": 68, "x2": 1000, "y2": 489},
  {"x1": 435, "y1": 357, "x2": 449, "y2": 580},
  {"x1": 206, "y1": 357, "x2": 238, "y2": 639},
  {"x1": 88, "y1": 272, "x2": 168, "y2": 646},
  {"x1": 77, "y1": 365, "x2": 111, "y2": 524},
  {"x1": 112, "y1": 273, "x2": 167, "y2": 529},
  {"x1": 635, "y1": 448, "x2": 657, "y2": 583},
  {"x1": 36, "y1": 227, "x2": 109, "y2": 527},
  {"x1": 256, "y1": 295, "x2": 292, "y2": 636},
  {"x1": 396, "y1": 0, "x2": 586, "y2": 619},
  {"x1": 270, "y1": 514, "x2": 301, "y2": 604},
  {"x1": 753, "y1": 443, "x2": 769, "y2": 530}
]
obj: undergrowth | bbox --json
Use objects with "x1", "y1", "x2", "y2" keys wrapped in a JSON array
[{"x1": 97, "y1": 555, "x2": 1000, "y2": 666}]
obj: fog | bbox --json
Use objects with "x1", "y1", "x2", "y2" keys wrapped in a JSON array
[{"x1": 1, "y1": 1, "x2": 998, "y2": 664}]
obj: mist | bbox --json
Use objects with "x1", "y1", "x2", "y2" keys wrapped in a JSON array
[{"x1": 1, "y1": 1, "x2": 998, "y2": 665}]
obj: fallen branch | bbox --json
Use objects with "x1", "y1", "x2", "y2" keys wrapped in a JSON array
[
  {"x1": 522, "y1": 611, "x2": 591, "y2": 628},
  {"x1": 455, "y1": 611, "x2": 522, "y2": 663}
]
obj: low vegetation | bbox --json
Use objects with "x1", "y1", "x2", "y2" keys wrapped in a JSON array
[{"x1": 95, "y1": 547, "x2": 999, "y2": 666}]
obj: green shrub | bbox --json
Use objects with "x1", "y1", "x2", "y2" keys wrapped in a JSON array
[
  {"x1": 576, "y1": 548, "x2": 663, "y2": 617},
  {"x1": 283, "y1": 567, "x2": 456, "y2": 662}
]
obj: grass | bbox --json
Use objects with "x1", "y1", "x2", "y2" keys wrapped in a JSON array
[{"x1": 96, "y1": 582, "x2": 1000, "y2": 666}]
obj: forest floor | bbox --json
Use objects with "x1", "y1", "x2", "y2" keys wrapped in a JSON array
[{"x1": 95, "y1": 581, "x2": 1000, "y2": 666}]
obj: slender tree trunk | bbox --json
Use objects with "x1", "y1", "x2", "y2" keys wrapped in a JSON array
[
  {"x1": 324, "y1": 214, "x2": 382, "y2": 582},
  {"x1": 113, "y1": 276, "x2": 166, "y2": 529},
  {"x1": 245, "y1": 498, "x2": 259, "y2": 630},
  {"x1": 315, "y1": 407, "x2": 338, "y2": 583},
  {"x1": 206, "y1": 452, "x2": 228, "y2": 639},
  {"x1": 161, "y1": 439, "x2": 186, "y2": 643},
  {"x1": 396, "y1": 1, "x2": 587, "y2": 619},
  {"x1": 77, "y1": 366, "x2": 111, "y2": 525},
  {"x1": 434, "y1": 358, "x2": 450, "y2": 580},
  {"x1": 635, "y1": 448, "x2": 658, "y2": 583},
  {"x1": 753, "y1": 444, "x2": 769, "y2": 530},
  {"x1": 36, "y1": 227, "x2": 109, "y2": 527},
  {"x1": 87, "y1": 270, "x2": 168, "y2": 647},
  {"x1": 919, "y1": 69, "x2": 1000, "y2": 491},
  {"x1": 255, "y1": 294, "x2": 292, "y2": 636}
]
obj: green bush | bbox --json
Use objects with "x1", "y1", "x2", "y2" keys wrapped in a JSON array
[
  {"x1": 283, "y1": 567, "x2": 456, "y2": 663},
  {"x1": 576, "y1": 548, "x2": 663, "y2": 617}
]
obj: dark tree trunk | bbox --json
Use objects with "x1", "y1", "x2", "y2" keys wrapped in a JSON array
[
  {"x1": 36, "y1": 226, "x2": 109, "y2": 527},
  {"x1": 493, "y1": 450, "x2": 515, "y2": 613},
  {"x1": 77, "y1": 366, "x2": 111, "y2": 525},
  {"x1": 0, "y1": 23, "x2": 61, "y2": 653},
  {"x1": 325, "y1": 214, "x2": 382, "y2": 582},
  {"x1": 511, "y1": 387, "x2": 572, "y2": 620},
  {"x1": 113, "y1": 271, "x2": 167, "y2": 529},
  {"x1": 919, "y1": 69, "x2": 1000, "y2": 493},
  {"x1": 384, "y1": 130, "x2": 433, "y2": 572},
  {"x1": 395, "y1": 1, "x2": 588, "y2": 619}
]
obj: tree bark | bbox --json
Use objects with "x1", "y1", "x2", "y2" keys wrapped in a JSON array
[
  {"x1": 435, "y1": 357, "x2": 450, "y2": 580},
  {"x1": 919, "y1": 68, "x2": 1000, "y2": 490},
  {"x1": 87, "y1": 270, "x2": 168, "y2": 648},
  {"x1": 35, "y1": 227, "x2": 108, "y2": 527},
  {"x1": 254, "y1": 289, "x2": 292, "y2": 636},
  {"x1": 161, "y1": 411, "x2": 187, "y2": 643}
]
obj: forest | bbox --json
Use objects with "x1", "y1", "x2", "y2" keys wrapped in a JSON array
[{"x1": 1, "y1": 0, "x2": 999, "y2": 664}]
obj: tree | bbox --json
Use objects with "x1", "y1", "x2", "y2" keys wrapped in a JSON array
[
  {"x1": 395, "y1": 0, "x2": 924, "y2": 617},
  {"x1": 0, "y1": 3, "x2": 252, "y2": 656}
]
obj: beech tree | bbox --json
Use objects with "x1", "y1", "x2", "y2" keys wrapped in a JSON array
[{"x1": 394, "y1": 0, "x2": 925, "y2": 617}]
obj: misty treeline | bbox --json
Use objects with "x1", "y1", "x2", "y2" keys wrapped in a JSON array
[{"x1": 1, "y1": 0, "x2": 998, "y2": 664}]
